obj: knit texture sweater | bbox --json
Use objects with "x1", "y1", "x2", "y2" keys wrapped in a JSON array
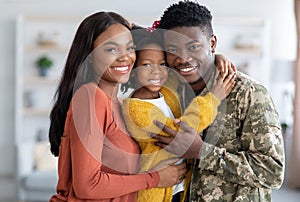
[
  {"x1": 122, "y1": 86, "x2": 220, "y2": 202},
  {"x1": 50, "y1": 83, "x2": 159, "y2": 202}
]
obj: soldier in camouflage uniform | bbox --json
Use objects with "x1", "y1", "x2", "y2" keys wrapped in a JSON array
[{"x1": 152, "y1": 1, "x2": 285, "y2": 201}]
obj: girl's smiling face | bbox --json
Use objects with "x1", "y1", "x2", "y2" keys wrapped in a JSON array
[{"x1": 134, "y1": 43, "x2": 168, "y2": 98}]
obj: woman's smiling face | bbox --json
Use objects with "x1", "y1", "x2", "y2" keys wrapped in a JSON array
[{"x1": 91, "y1": 23, "x2": 136, "y2": 85}]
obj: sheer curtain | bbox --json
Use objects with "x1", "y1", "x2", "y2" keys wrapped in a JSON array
[{"x1": 289, "y1": 0, "x2": 300, "y2": 188}]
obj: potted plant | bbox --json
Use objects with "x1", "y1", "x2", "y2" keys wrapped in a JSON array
[
  {"x1": 281, "y1": 122, "x2": 288, "y2": 135},
  {"x1": 36, "y1": 55, "x2": 53, "y2": 77}
]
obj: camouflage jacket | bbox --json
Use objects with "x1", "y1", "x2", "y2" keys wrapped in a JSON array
[{"x1": 184, "y1": 71, "x2": 285, "y2": 202}]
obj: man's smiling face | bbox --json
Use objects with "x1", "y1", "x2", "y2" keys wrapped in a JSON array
[{"x1": 164, "y1": 26, "x2": 216, "y2": 83}]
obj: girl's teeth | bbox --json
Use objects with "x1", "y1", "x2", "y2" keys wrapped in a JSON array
[{"x1": 149, "y1": 79, "x2": 160, "y2": 84}]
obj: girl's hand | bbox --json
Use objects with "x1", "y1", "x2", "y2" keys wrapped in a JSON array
[
  {"x1": 215, "y1": 54, "x2": 236, "y2": 79},
  {"x1": 211, "y1": 69, "x2": 236, "y2": 100}
]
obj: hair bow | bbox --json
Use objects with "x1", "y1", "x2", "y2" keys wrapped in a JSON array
[{"x1": 146, "y1": 20, "x2": 160, "y2": 33}]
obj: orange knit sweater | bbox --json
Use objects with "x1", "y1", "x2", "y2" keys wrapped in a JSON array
[{"x1": 50, "y1": 83, "x2": 159, "y2": 202}]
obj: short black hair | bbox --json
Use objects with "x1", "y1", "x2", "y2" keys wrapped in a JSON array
[{"x1": 158, "y1": 0, "x2": 214, "y2": 38}]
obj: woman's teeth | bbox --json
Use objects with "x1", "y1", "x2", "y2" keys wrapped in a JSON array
[{"x1": 114, "y1": 66, "x2": 129, "y2": 71}]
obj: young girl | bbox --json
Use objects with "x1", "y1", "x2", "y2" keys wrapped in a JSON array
[
  {"x1": 121, "y1": 27, "x2": 236, "y2": 202},
  {"x1": 48, "y1": 12, "x2": 187, "y2": 202}
]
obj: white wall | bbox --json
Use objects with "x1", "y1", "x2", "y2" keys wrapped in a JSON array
[
  {"x1": 0, "y1": 0, "x2": 295, "y2": 200},
  {"x1": 202, "y1": 0, "x2": 296, "y2": 60}
]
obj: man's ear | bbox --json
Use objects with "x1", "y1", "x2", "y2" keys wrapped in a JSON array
[{"x1": 210, "y1": 35, "x2": 217, "y2": 53}]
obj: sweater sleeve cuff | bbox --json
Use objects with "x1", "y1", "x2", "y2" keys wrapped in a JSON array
[
  {"x1": 146, "y1": 171, "x2": 160, "y2": 188},
  {"x1": 203, "y1": 92, "x2": 221, "y2": 108}
]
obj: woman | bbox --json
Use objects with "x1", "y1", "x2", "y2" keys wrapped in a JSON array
[{"x1": 48, "y1": 11, "x2": 186, "y2": 202}]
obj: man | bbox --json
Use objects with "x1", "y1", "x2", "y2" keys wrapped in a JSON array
[{"x1": 152, "y1": 1, "x2": 285, "y2": 201}]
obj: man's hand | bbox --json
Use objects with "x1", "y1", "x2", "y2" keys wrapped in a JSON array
[{"x1": 150, "y1": 120, "x2": 203, "y2": 159}]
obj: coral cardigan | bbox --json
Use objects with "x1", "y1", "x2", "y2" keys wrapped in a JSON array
[{"x1": 50, "y1": 83, "x2": 159, "y2": 202}]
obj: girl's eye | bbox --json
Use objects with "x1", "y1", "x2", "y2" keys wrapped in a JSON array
[
  {"x1": 142, "y1": 63, "x2": 151, "y2": 68},
  {"x1": 160, "y1": 63, "x2": 167, "y2": 68}
]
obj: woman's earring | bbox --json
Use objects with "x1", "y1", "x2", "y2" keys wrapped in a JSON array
[{"x1": 87, "y1": 55, "x2": 92, "y2": 64}]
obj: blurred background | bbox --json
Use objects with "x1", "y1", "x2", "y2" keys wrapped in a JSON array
[{"x1": 0, "y1": 0, "x2": 299, "y2": 201}]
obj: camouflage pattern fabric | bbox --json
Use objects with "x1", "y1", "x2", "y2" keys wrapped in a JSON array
[{"x1": 185, "y1": 71, "x2": 285, "y2": 202}]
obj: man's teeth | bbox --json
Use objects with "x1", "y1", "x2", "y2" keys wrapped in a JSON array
[
  {"x1": 114, "y1": 66, "x2": 128, "y2": 71},
  {"x1": 179, "y1": 66, "x2": 196, "y2": 72}
]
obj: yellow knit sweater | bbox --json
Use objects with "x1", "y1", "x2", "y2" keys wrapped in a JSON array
[{"x1": 122, "y1": 86, "x2": 220, "y2": 202}]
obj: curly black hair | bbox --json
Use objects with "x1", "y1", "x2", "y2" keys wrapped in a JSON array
[{"x1": 158, "y1": 0, "x2": 214, "y2": 39}]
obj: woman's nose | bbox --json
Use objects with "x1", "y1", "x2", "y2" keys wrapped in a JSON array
[
  {"x1": 117, "y1": 52, "x2": 130, "y2": 61},
  {"x1": 117, "y1": 47, "x2": 135, "y2": 61}
]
